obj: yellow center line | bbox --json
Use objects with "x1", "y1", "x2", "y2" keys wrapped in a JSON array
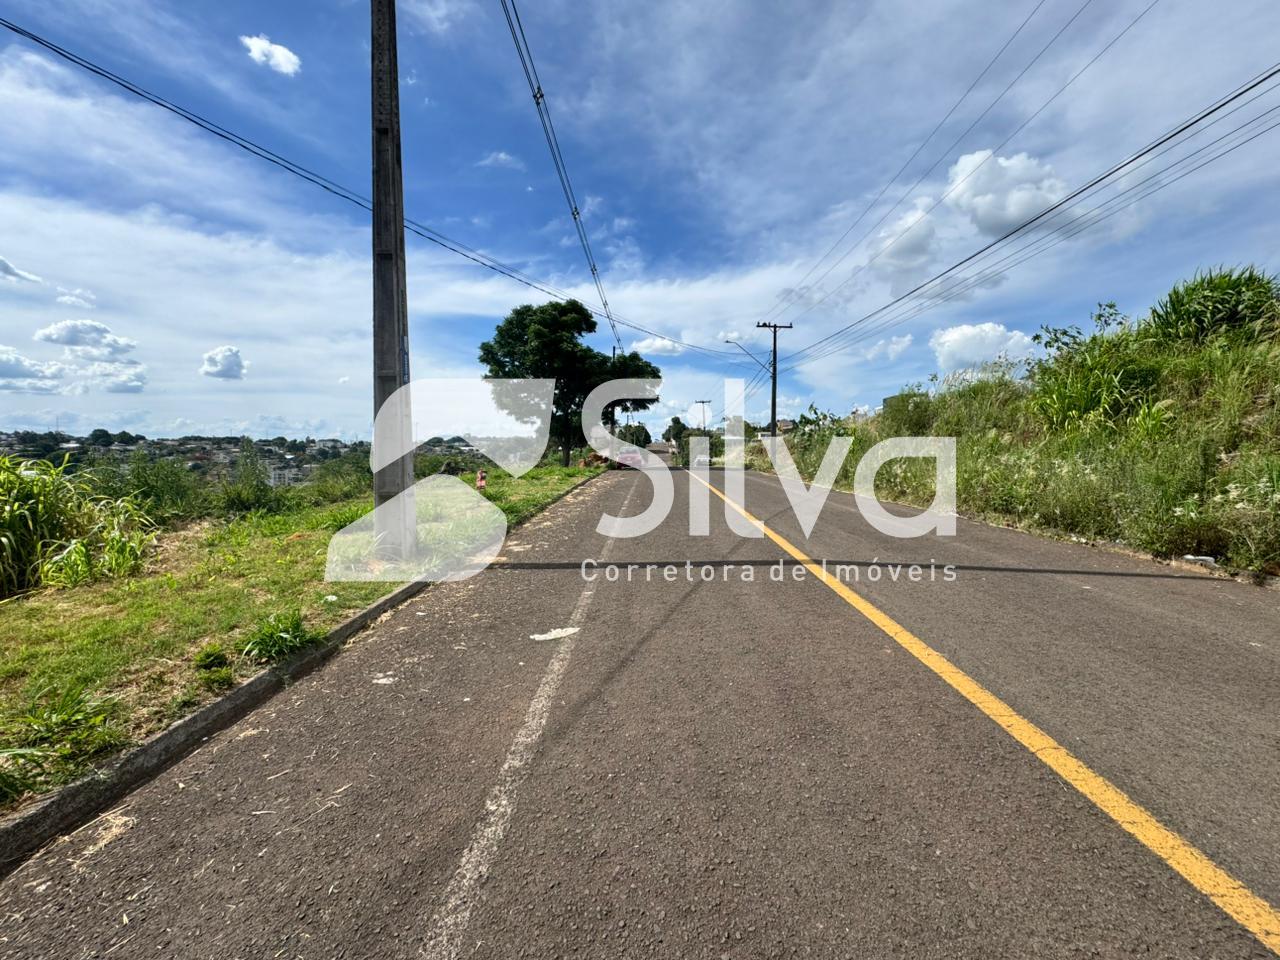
[{"x1": 691, "y1": 471, "x2": 1280, "y2": 955}]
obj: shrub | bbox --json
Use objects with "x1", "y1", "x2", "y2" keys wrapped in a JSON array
[
  {"x1": 237, "y1": 610, "x2": 323, "y2": 663},
  {"x1": 305, "y1": 454, "x2": 372, "y2": 504},
  {"x1": 121, "y1": 452, "x2": 206, "y2": 520},
  {"x1": 1029, "y1": 308, "x2": 1161, "y2": 430},
  {"x1": 1146, "y1": 266, "x2": 1280, "y2": 343},
  {"x1": 879, "y1": 388, "x2": 934, "y2": 436},
  {"x1": 218, "y1": 439, "x2": 281, "y2": 514}
]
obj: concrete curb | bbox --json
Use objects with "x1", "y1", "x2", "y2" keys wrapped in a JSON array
[
  {"x1": 0, "y1": 578, "x2": 425, "y2": 879},
  {"x1": 0, "y1": 468, "x2": 607, "y2": 879}
]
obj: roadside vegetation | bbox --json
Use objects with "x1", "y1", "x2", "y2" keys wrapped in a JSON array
[
  {"x1": 0, "y1": 457, "x2": 600, "y2": 808},
  {"x1": 747, "y1": 267, "x2": 1280, "y2": 576}
]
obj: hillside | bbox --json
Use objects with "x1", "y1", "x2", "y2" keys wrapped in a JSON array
[{"x1": 752, "y1": 268, "x2": 1280, "y2": 576}]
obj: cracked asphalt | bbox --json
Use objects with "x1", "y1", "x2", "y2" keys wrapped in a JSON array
[{"x1": 1, "y1": 464, "x2": 1277, "y2": 959}]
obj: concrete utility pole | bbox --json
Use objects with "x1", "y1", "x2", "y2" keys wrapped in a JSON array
[
  {"x1": 756, "y1": 322, "x2": 792, "y2": 436},
  {"x1": 371, "y1": 0, "x2": 415, "y2": 558},
  {"x1": 695, "y1": 400, "x2": 711, "y2": 431}
]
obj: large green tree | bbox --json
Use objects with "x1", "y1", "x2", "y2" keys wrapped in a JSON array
[
  {"x1": 616, "y1": 422, "x2": 652, "y2": 448},
  {"x1": 478, "y1": 300, "x2": 661, "y2": 465},
  {"x1": 662, "y1": 416, "x2": 688, "y2": 444}
]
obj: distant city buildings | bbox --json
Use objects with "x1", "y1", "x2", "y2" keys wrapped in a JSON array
[{"x1": 0, "y1": 430, "x2": 365, "y2": 486}]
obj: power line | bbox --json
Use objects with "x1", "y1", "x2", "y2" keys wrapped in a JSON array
[
  {"x1": 793, "y1": 106, "x2": 1280, "y2": 368},
  {"x1": 757, "y1": 0, "x2": 1053, "y2": 325},
  {"x1": 777, "y1": 63, "x2": 1280, "y2": 372},
  {"x1": 778, "y1": 0, "x2": 1162, "y2": 349},
  {"x1": 798, "y1": 92, "x2": 1280, "y2": 365},
  {"x1": 0, "y1": 16, "x2": 741, "y2": 362},
  {"x1": 497, "y1": 0, "x2": 624, "y2": 352}
]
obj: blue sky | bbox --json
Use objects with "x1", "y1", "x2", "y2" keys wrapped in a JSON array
[{"x1": 2, "y1": 0, "x2": 1279, "y2": 439}]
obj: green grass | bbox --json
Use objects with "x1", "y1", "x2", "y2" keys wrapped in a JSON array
[
  {"x1": 748, "y1": 269, "x2": 1280, "y2": 576},
  {"x1": 0, "y1": 463, "x2": 601, "y2": 808}
]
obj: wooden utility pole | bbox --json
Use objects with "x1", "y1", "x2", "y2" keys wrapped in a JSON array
[
  {"x1": 371, "y1": 0, "x2": 415, "y2": 557},
  {"x1": 695, "y1": 400, "x2": 711, "y2": 431},
  {"x1": 756, "y1": 322, "x2": 792, "y2": 436}
]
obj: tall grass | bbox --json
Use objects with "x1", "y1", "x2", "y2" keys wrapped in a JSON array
[
  {"x1": 762, "y1": 268, "x2": 1280, "y2": 575},
  {"x1": 91, "y1": 451, "x2": 207, "y2": 522},
  {"x1": 0, "y1": 457, "x2": 154, "y2": 598}
]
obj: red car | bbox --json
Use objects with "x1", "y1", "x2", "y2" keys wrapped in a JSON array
[{"x1": 617, "y1": 447, "x2": 644, "y2": 469}]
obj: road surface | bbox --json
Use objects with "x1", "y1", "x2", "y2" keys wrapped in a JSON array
[{"x1": 1, "y1": 466, "x2": 1277, "y2": 959}]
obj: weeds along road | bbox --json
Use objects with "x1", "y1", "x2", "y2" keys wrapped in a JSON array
[{"x1": 1, "y1": 466, "x2": 1277, "y2": 959}]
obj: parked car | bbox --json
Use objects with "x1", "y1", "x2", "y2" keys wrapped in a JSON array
[
  {"x1": 617, "y1": 446, "x2": 644, "y2": 469},
  {"x1": 692, "y1": 454, "x2": 711, "y2": 468}
]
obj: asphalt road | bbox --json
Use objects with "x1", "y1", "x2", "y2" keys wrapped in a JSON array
[{"x1": 1, "y1": 465, "x2": 1277, "y2": 959}]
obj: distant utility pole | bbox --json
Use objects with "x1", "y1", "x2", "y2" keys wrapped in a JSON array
[
  {"x1": 371, "y1": 0, "x2": 415, "y2": 559},
  {"x1": 755, "y1": 322, "x2": 792, "y2": 436},
  {"x1": 696, "y1": 399, "x2": 716, "y2": 432}
]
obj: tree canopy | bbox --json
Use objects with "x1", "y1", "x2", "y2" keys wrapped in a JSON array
[
  {"x1": 662, "y1": 416, "x2": 688, "y2": 444},
  {"x1": 478, "y1": 300, "x2": 661, "y2": 464},
  {"x1": 616, "y1": 422, "x2": 652, "y2": 448}
]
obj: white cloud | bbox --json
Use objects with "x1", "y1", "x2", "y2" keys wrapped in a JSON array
[
  {"x1": 929, "y1": 322, "x2": 1034, "y2": 372},
  {"x1": 862, "y1": 334, "x2": 913, "y2": 362},
  {"x1": 630, "y1": 335, "x2": 685, "y2": 356},
  {"x1": 338, "y1": 375, "x2": 351, "y2": 384},
  {"x1": 0, "y1": 254, "x2": 41, "y2": 283},
  {"x1": 0, "y1": 345, "x2": 61, "y2": 380},
  {"x1": 476, "y1": 150, "x2": 526, "y2": 171},
  {"x1": 873, "y1": 199, "x2": 937, "y2": 296},
  {"x1": 200, "y1": 345, "x2": 248, "y2": 380},
  {"x1": 0, "y1": 48, "x2": 324, "y2": 235},
  {"x1": 402, "y1": 0, "x2": 474, "y2": 34},
  {"x1": 56, "y1": 287, "x2": 96, "y2": 309},
  {"x1": 239, "y1": 35, "x2": 301, "y2": 77},
  {"x1": 81, "y1": 359, "x2": 148, "y2": 393},
  {"x1": 34, "y1": 318, "x2": 136, "y2": 358},
  {"x1": 945, "y1": 150, "x2": 1067, "y2": 237},
  {"x1": 26, "y1": 319, "x2": 146, "y2": 392}
]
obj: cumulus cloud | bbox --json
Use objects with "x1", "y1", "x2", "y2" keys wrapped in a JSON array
[
  {"x1": 945, "y1": 150, "x2": 1066, "y2": 236},
  {"x1": 476, "y1": 150, "x2": 525, "y2": 171},
  {"x1": 34, "y1": 318, "x2": 136, "y2": 358},
  {"x1": 200, "y1": 345, "x2": 248, "y2": 380},
  {"x1": 25, "y1": 320, "x2": 146, "y2": 392},
  {"x1": 239, "y1": 35, "x2": 301, "y2": 76},
  {"x1": 0, "y1": 345, "x2": 63, "y2": 393},
  {"x1": 0, "y1": 254, "x2": 41, "y2": 283},
  {"x1": 0, "y1": 345, "x2": 61, "y2": 380},
  {"x1": 862, "y1": 334, "x2": 913, "y2": 363},
  {"x1": 630, "y1": 335, "x2": 686, "y2": 356},
  {"x1": 929, "y1": 322, "x2": 1034, "y2": 372}
]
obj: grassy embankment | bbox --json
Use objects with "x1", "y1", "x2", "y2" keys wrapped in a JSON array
[
  {"x1": 0, "y1": 459, "x2": 600, "y2": 807},
  {"x1": 749, "y1": 268, "x2": 1280, "y2": 576}
]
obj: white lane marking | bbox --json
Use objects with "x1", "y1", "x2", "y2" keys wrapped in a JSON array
[
  {"x1": 418, "y1": 477, "x2": 637, "y2": 960},
  {"x1": 529, "y1": 627, "x2": 580, "y2": 641}
]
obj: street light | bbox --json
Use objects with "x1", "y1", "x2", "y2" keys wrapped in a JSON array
[{"x1": 724, "y1": 339, "x2": 770, "y2": 372}]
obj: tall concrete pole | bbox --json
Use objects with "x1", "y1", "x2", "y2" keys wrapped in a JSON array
[
  {"x1": 372, "y1": 0, "x2": 415, "y2": 559},
  {"x1": 756, "y1": 322, "x2": 791, "y2": 436}
]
